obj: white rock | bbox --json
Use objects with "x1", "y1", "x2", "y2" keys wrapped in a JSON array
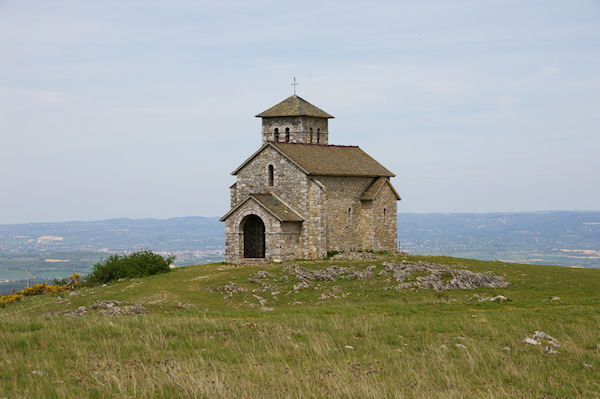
[
  {"x1": 489, "y1": 295, "x2": 508, "y2": 302},
  {"x1": 293, "y1": 281, "x2": 309, "y2": 291},
  {"x1": 523, "y1": 337, "x2": 541, "y2": 346},
  {"x1": 550, "y1": 296, "x2": 561, "y2": 301},
  {"x1": 502, "y1": 347, "x2": 511, "y2": 352},
  {"x1": 533, "y1": 331, "x2": 560, "y2": 345},
  {"x1": 455, "y1": 344, "x2": 467, "y2": 349},
  {"x1": 344, "y1": 345, "x2": 354, "y2": 349},
  {"x1": 543, "y1": 346, "x2": 558, "y2": 354},
  {"x1": 252, "y1": 295, "x2": 267, "y2": 306}
]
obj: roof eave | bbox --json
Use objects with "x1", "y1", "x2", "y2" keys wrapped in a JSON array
[
  {"x1": 219, "y1": 196, "x2": 253, "y2": 222},
  {"x1": 230, "y1": 143, "x2": 270, "y2": 175},
  {"x1": 220, "y1": 194, "x2": 305, "y2": 223},
  {"x1": 308, "y1": 173, "x2": 395, "y2": 178},
  {"x1": 260, "y1": 192, "x2": 305, "y2": 222},
  {"x1": 361, "y1": 178, "x2": 402, "y2": 201}
]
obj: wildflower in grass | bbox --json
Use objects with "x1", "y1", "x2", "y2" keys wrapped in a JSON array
[
  {"x1": 69, "y1": 273, "x2": 82, "y2": 288},
  {"x1": 0, "y1": 293, "x2": 23, "y2": 307},
  {"x1": 1, "y1": 275, "x2": 78, "y2": 308}
]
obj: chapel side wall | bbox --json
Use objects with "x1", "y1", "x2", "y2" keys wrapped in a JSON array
[
  {"x1": 372, "y1": 184, "x2": 398, "y2": 252},
  {"x1": 359, "y1": 201, "x2": 374, "y2": 250},
  {"x1": 320, "y1": 176, "x2": 374, "y2": 252},
  {"x1": 236, "y1": 147, "x2": 308, "y2": 215}
]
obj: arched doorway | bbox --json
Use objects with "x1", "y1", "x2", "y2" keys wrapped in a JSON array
[{"x1": 242, "y1": 215, "x2": 265, "y2": 258}]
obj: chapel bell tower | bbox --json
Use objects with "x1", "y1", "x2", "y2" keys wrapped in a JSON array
[{"x1": 256, "y1": 94, "x2": 334, "y2": 145}]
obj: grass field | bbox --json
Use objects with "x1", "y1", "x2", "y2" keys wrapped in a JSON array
[{"x1": 1, "y1": 253, "x2": 599, "y2": 398}]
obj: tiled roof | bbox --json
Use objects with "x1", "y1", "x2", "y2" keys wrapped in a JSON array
[
  {"x1": 271, "y1": 143, "x2": 395, "y2": 177},
  {"x1": 361, "y1": 177, "x2": 401, "y2": 201},
  {"x1": 256, "y1": 95, "x2": 334, "y2": 118},
  {"x1": 250, "y1": 194, "x2": 304, "y2": 222},
  {"x1": 220, "y1": 193, "x2": 304, "y2": 222}
]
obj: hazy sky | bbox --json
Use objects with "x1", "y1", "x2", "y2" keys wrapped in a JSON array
[{"x1": 1, "y1": 0, "x2": 599, "y2": 224}]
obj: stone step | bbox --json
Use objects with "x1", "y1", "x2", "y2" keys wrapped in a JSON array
[{"x1": 232, "y1": 258, "x2": 270, "y2": 265}]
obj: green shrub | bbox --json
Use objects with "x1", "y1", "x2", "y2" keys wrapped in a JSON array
[{"x1": 87, "y1": 250, "x2": 175, "y2": 284}]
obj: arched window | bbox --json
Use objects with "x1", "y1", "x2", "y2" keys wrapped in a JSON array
[
  {"x1": 309, "y1": 127, "x2": 313, "y2": 143},
  {"x1": 274, "y1": 128, "x2": 279, "y2": 142},
  {"x1": 268, "y1": 165, "x2": 274, "y2": 186},
  {"x1": 383, "y1": 208, "x2": 386, "y2": 224},
  {"x1": 317, "y1": 128, "x2": 321, "y2": 144},
  {"x1": 347, "y1": 207, "x2": 352, "y2": 225},
  {"x1": 285, "y1": 127, "x2": 290, "y2": 142}
]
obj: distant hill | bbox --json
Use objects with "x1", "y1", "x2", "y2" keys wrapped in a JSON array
[{"x1": 0, "y1": 211, "x2": 598, "y2": 290}]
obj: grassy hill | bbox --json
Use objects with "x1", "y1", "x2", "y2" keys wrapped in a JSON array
[{"x1": 1, "y1": 253, "x2": 599, "y2": 398}]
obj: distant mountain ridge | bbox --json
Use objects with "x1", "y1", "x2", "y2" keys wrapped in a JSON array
[{"x1": 0, "y1": 211, "x2": 598, "y2": 290}]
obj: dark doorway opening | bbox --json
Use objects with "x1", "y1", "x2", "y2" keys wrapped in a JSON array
[{"x1": 243, "y1": 215, "x2": 265, "y2": 258}]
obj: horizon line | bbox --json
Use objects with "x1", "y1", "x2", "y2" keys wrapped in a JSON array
[{"x1": 1, "y1": 209, "x2": 600, "y2": 227}]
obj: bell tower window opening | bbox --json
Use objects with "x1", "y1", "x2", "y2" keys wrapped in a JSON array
[
  {"x1": 268, "y1": 165, "x2": 274, "y2": 186},
  {"x1": 317, "y1": 128, "x2": 321, "y2": 144},
  {"x1": 285, "y1": 127, "x2": 290, "y2": 142},
  {"x1": 274, "y1": 128, "x2": 279, "y2": 142}
]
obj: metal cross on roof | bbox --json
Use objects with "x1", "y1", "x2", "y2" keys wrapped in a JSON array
[{"x1": 291, "y1": 77, "x2": 298, "y2": 95}]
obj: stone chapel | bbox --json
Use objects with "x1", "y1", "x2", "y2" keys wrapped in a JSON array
[{"x1": 220, "y1": 94, "x2": 401, "y2": 262}]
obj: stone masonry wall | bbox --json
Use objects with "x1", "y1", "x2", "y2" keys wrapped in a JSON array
[
  {"x1": 359, "y1": 200, "x2": 374, "y2": 249},
  {"x1": 372, "y1": 182, "x2": 398, "y2": 251},
  {"x1": 229, "y1": 183, "x2": 237, "y2": 208},
  {"x1": 319, "y1": 176, "x2": 374, "y2": 252},
  {"x1": 280, "y1": 222, "x2": 302, "y2": 260},
  {"x1": 302, "y1": 177, "x2": 327, "y2": 258},
  {"x1": 261, "y1": 117, "x2": 329, "y2": 145},
  {"x1": 235, "y1": 146, "x2": 308, "y2": 215}
]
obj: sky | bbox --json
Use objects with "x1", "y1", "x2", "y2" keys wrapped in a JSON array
[{"x1": 1, "y1": 0, "x2": 599, "y2": 224}]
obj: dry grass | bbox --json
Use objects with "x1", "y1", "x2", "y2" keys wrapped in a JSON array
[{"x1": 1, "y1": 254, "x2": 599, "y2": 398}]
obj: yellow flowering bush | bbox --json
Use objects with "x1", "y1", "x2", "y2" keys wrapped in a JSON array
[
  {"x1": 0, "y1": 273, "x2": 83, "y2": 308},
  {"x1": 0, "y1": 293, "x2": 23, "y2": 307},
  {"x1": 69, "y1": 273, "x2": 82, "y2": 288}
]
